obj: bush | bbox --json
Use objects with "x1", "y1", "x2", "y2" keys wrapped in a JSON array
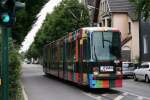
[
  {"x1": 0, "y1": 37, "x2": 23, "y2": 100},
  {"x1": 8, "y1": 39, "x2": 23, "y2": 100}
]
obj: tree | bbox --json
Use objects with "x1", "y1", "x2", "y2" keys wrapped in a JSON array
[
  {"x1": 1, "y1": 0, "x2": 49, "y2": 99},
  {"x1": 12, "y1": 0, "x2": 48, "y2": 45},
  {"x1": 28, "y1": 0, "x2": 90, "y2": 58},
  {"x1": 130, "y1": 0, "x2": 150, "y2": 20}
]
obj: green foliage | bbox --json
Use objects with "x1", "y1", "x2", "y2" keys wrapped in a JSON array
[
  {"x1": 129, "y1": 0, "x2": 150, "y2": 20},
  {"x1": 8, "y1": 41, "x2": 22, "y2": 100},
  {"x1": 0, "y1": 35, "x2": 22, "y2": 99},
  {"x1": 27, "y1": 0, "x2": 90, "y2": 58},
  {"x1": 1, "y1": 0, "x2": 49, "y2": 99},
  {"x1": 26, "y1": 42, "x2": 39, "y2": 59},
  {"x1": 13, "y1": 0, "x2": 48, "y2": 45}
]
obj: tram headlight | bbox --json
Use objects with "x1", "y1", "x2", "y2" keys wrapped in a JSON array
[
  {"x1": 93, "y1": 67, "x2": 99, "y2": 75},
  {"x1": 114, "y1": 60, "x2": 120, "y2": 64},
  {"x1": 116, "y1": 71, "x2": 121, "y2": 75}
]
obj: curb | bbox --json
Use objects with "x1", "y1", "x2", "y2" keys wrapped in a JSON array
[{"x1": 21, "y1": 83, "x2": 29, "y2": 100}]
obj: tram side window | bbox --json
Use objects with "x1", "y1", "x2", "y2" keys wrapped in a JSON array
[
  {"x1": 50, "y1": 47, "x2": 52, "y2": 68},
  {"x1": 71, "y1": 40, "x2": 76, "y2": 61},
  {"x1": 51, "y1": 47, "x2": 53, "y2": 69},
  {"x1": 111, "y1": 32, "x2": 121, "y2": 58},
  {"x1": 66, "y1": 41, "x2": 71, "y2": 61},
  {"x1": 78, "y1": 38, "x2": 82, "y2": 61},
  {"x1": 60, "y1": 43, "x2": 63, "y2": 62},
  {"x1": 52, "y1": 46, "x2": 56, "y2": 69},
  {"x1": 48, "y1": 47, "x2": 50, "y2": 68},
  {"x1": 54, "y1": 46, "x2": 57, "y2": 69},
  {"x1": 43, "y1": 48, "x2": 47, "y2": 67},
  {"x1": 59, "y1": 43, "x2": 63, "y2": 69},
  {"x1": 83, "y1": 37, "x2": 90, "y2": 60}
]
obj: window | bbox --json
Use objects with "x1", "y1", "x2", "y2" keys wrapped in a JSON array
[
  {"x1": 141, "y1": 65, "x2": 149, "y2": 68},
  {"x1": 71, "y1": 40, "x2": 76, "y2": 61},
  {"x1": 102, "y1": 20, "x2": 105, "y2": 27},
  {"x1": 103, "y1": 2, "x2": 105, "y2": 12},
  {"x1": 105, "y1": 1, "x2": 107, "y2": 12},
  {"x1": 101, "y1": 2, "x2": 103, "y2": 11},
  {"x1": 128, "y1": 22, "x2": 131, "y2": 34},
  {"x1": 107, "y1": 19, "x2": 111, "y2": 27},
  {"x1": 83, "y1": 37, "x2": 91, "y2": 60},
  {"x1": 99, "y1": 22, "x2": 102, "y2": 27},
  {"x1": 91, "y1": 31, "x2": 121, "y2": 61},
  {"x1": 143, "y1": 35, "x2": 148, "y2": 54},
  {"x1": 66, "y1": 41, "x2": 71, "y2": 61},
  {"x1": 100, "y1": 3, "x2": 102, "y2": 11}
]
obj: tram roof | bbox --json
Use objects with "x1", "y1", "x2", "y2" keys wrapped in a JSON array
[
  {"x1": 81, "y1": 27, "x2": 119, "y2": 32},
  {"x1": 44, "y1": 27, "x2": 120, "y2": 47}
]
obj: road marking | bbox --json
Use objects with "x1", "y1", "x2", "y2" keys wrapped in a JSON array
[
  {"x1": 114, "y1": 95, "x2": 124, "y2": 100},
  {"x1": 82, "y1": 92, "x2": 98, "y2": 99},
  {"x1": 82, "y1": 92, "x2": 103, "y2": 100},
  {"x1": 115, "y1": 89, "x2": 150, "y2": 100},
  {"x1": 101, "y1": 94, "x2": 108, "y2": 96},
  {"x1": 122, "y1": 92, "x2": 128, "y2": 96},
  {"x1": 83, "y1": 89, "x2": 150, "y2": 100},
  {"x1": 137, "y1": 96, "x2": 143, "y2": 100},
  {"x1": 96, "y1": 96, "x2": 102, "y2": 100}
]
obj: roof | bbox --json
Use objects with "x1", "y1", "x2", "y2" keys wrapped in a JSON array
[
  {"x1": 108, "y1": 0, "x2": 137, "y2": 20},
  {"x1": 108, "y1": 0, "x2": 135, "y2": 12}
]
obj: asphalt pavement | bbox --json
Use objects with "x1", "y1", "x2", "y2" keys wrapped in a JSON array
[
  {"x1": 21, "y1": 64, "x2": 95, "y2": 100},
  {"x1": 21, "y1": 64, "x2": 150, "y2": 100}
]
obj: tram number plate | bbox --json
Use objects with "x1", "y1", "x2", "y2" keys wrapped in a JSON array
[{"x1": 100, "y1": 66, "x2": 114, "y2": 72}]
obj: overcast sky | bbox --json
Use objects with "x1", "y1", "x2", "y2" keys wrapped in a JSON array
[{"x1": 20, "y1": 0, "x2": 62, "y2": 52}]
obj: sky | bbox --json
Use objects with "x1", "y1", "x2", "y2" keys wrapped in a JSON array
[{"x1": 20, "y1": 0, "x2": 62, "y2": 52}]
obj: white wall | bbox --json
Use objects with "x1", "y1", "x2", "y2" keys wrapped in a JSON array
[
  {"x1": 112, "y1": 13, "x2": 139, "y2": 62},
  {"x1": 112, "y1": 13, "x2": 129, "y2": 40},
  {"x1": 128, "y1": 17, "x2": 139, "y2": 61}
]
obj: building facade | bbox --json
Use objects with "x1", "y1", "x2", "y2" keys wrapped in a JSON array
[
  {"x1": 81, "y1": 0, "x2": 150, "y2": 62},
  {"x1": 80, "y1": 0, "x2": 100, "y2": 26},
  {"x1": 141, "y1": 20, "x2": 150, "y2": 62},
  {"x1": 97, "y1": 0, "x2": 139, "y2": 62}
]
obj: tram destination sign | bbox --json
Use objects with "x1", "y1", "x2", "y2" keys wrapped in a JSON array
[{"x1": 100, "y1": 66, "x2": 114, "y2": 72}]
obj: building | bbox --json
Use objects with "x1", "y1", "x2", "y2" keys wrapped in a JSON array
[
  {"x1": 97, "y1": 0, "x2": 139, "y2": 62},
  {"x1": 141, "y1": 20, "x2": 150, "y2": 62},
  {"x1": 80, "y1": 0, "x2": 100, "y2": 26},
  {"x1": 81, "y1": 0, "x2": 150, "y2": 62}
]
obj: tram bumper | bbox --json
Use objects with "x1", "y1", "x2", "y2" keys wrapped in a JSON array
[{"x1": 89, "y1": 74, "x2": 122, "y2": 88}]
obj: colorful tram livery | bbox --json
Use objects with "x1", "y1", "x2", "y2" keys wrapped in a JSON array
[{"x1": 43, "y1": 27, "x2": 122, "y2": 88}]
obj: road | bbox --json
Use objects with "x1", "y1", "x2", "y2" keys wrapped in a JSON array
[{"x1": 21, "y1": 64, "x2": 150, "y2": 100}]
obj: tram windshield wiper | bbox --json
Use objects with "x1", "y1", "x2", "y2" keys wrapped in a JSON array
[
  {"x1": 102, "y1": 32, "x2": 104, "y2": 48},
  {"x1": 93, "y1": 45, "x2": 98, "y2": 61},
  {"x1": 102, "y1": 32, "x2": 112, "y2": 48}
]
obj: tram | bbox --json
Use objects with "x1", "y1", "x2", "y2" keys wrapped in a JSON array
[{"x1": 43, "y1": 27, "x2": 122, "y2": 88}]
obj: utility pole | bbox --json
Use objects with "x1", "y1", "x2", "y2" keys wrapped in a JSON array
[
  {"x1": 0, "y1": 0, "x2": 15, "y2": 100},
  {"x1": 1, "y1": 27, "x2": 10, "y2": 100},
  {"x1": 0, "y1": 0, "x2": 24, "y2": 99}
]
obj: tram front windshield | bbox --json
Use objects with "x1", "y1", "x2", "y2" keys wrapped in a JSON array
[{"x1": 91, "y1": 31, "x2": 121, "y2": 61}]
